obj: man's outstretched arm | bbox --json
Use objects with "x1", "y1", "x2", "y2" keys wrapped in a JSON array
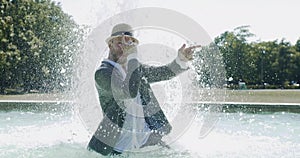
[{"x1": 142, "y1": 44, "x2": 201, "y2": 83}]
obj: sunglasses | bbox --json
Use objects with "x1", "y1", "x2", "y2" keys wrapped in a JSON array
[{"x1": 110, "y1": 35, "x2": 139, "y2": 46}]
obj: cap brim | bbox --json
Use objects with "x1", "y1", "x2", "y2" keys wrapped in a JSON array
[{"x1": 105, "y1": 35, "x2": 139, "y2": 45}]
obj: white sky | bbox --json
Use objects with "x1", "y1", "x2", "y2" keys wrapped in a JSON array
[{"x1": 55, "y1": 0, "x2": 300, "y2": 44}]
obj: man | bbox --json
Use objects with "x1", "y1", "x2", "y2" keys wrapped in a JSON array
[{"x1": 88, "y1": 23, "x2": 200, "y2": 155}]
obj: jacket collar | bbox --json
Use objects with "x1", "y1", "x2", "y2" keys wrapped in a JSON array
[{"x1": 102, "y1": 59, "x2": 126, "y2": 80}]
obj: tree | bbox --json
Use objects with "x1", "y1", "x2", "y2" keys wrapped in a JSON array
[
  {"x1": 0, "y1": 0, "x2": 84, "y2": 94},
  {"x1": 296, "y1": 38, "x2": 300, "y2": 52},
  {"x1": 214, "y1": 26, "x2": 300, "y2": 89},
  {"x1": 214, "y1": 25, "x2": 254, "y2": 84},
  {"x1": 253, "y1": 41, "x2": 279, "y2": 86}
]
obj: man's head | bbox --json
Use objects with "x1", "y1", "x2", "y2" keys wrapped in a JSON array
[{"x1": 106, "y1": 23, "x2": 138, "y2": 64}]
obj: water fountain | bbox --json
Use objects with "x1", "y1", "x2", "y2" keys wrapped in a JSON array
[{"x1": 0, "y1": 0, "x2": 299, "y2": 157}]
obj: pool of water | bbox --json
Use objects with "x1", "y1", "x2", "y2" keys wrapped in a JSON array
[{"x1": 0, "y1": 103, "x2": 299, "y2": 158}]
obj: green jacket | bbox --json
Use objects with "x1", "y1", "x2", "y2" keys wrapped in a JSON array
[{"x1": 88, "y1": 58, "x2": 187, "y2": 155}]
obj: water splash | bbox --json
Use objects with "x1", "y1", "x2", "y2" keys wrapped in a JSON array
[{"x1": 72, "y1": 6, "x2": 228, "y2": 157}]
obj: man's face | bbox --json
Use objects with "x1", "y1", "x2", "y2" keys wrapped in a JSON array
[{"x1": 108, "y1": 36, "x2": 137, "y2": 64}]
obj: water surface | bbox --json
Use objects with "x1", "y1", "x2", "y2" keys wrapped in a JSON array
[{"x1": 0, "y1": 103, "x2": 299, "y2": 158}]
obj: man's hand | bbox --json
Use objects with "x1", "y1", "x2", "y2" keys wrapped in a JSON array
[
  {"x1": 178, "y1": 44, "x2": 201, "y2": 62},
  {"x1": 119, "y1": 35, "x2": 138, "y2": 56}
]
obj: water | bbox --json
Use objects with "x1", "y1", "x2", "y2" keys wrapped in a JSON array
[
  {"x1": 2, "y1": 1, "x2": 299, "y2": 157},
  {"x1": 0, "y1": 103, "x2": 299, "y2": 158}
]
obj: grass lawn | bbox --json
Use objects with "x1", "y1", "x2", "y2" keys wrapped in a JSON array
[
  {"x1": 225, "y1": 89, "x2": 300, "y2": 103},
  {"x1": 0, "y1": 93, "x2": 70, "y2": 101},
  {"x1": 0, "y1": 89, "x2": 300, "y2": 104}
]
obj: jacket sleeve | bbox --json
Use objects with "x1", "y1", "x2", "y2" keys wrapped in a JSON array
[
  {"x1": 141, "y1": 58, "x2": 188, "y2": 84},
  {"x1": 95, "y1": 59, "x2": 141, "y2": 100}
]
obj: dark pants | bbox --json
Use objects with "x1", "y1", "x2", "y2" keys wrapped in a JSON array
[
  {"x1": 141, "y1": 133, "x2": 170, "y2": 148},
  {"x1": 88, "y1": 133, "x2": 169, "y2": 156},
  {"x1": 110, "y1": 150, "x2": 122, "y2": 155}
]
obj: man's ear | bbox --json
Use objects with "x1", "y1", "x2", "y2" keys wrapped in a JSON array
[{"x1": 108, "y1": 42, "x2": 113, "y2": 49}]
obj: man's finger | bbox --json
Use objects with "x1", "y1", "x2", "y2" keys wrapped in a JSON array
[
  {"x1": 179, "y1": 44, "x2": 186, "y2": 51},
  {"x1": 121, "y1": 35, "x2": 126, "y2": 44},
  {"x1": 187, "y1": 50, "x2": 194, "y2": 55},
  {"x1": 184, "y1": 45, "x2": 201, "y2": 53},
  {"x1": 187, "y1": 45, "x2": 202, "y2": 50}
]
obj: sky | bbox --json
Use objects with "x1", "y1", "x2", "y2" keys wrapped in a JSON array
[{"x1": 55, "y1": 0, "x2": 300, "y2": 44}]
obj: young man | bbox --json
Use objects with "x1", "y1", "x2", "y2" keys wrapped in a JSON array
[{"x1": 88, "y1": 23, "x2": 200, "y2": 155}]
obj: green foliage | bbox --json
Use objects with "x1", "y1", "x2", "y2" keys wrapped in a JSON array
[
  {"x1": 213, "y1": 26, "x2": 300, "y2": 89},
  {"x1": 214, "y1": 26, "x2": 254, "y2": 83},
  {"x1": 296, "y1": 38, "x2": 300, "y2": 52},
  {"x1": 0, "y1": 0, "x2": 84, "y2": 94}
]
